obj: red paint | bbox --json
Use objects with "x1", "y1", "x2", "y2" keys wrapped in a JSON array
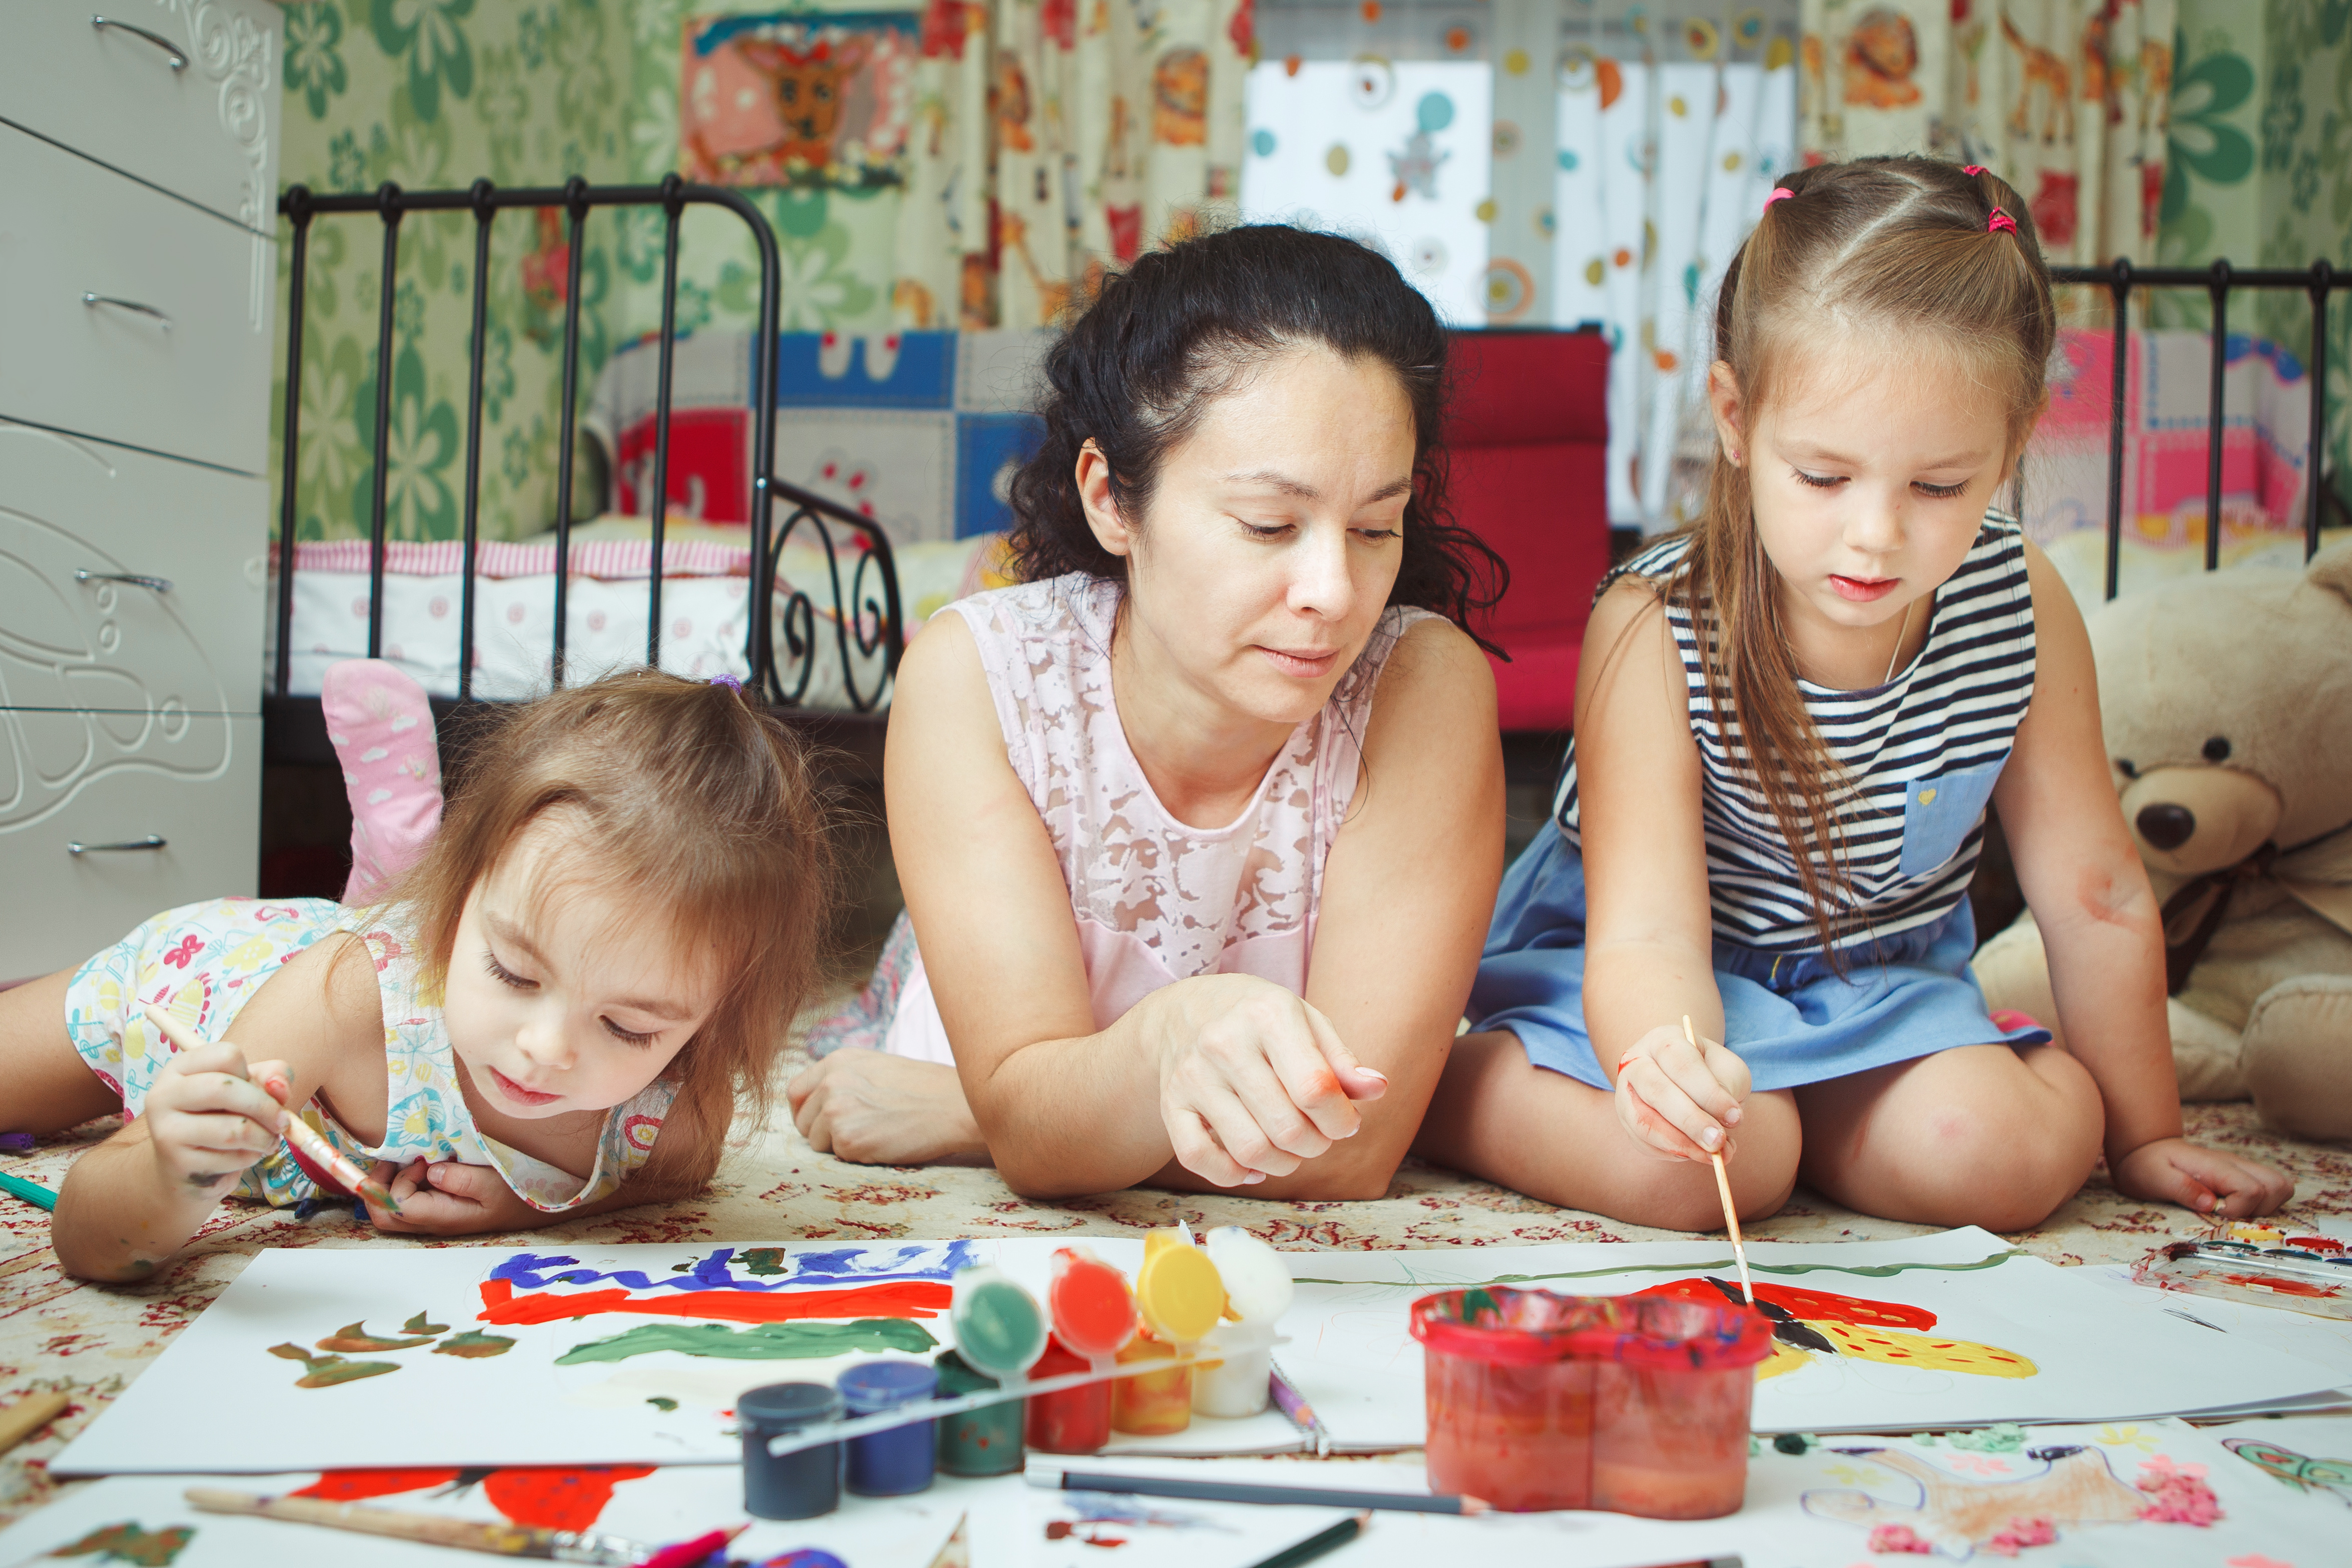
[
  {"x1": 1591, "y1": 1361, "x2": 1754, "y2": 1519},
  {"x1": 475, "y1": 1277, "x2": 948, "y2": 1325},
  {"x1": 1421, "y1": 1339, "x2": 1595, "y2": 1510},
  {"x1": 2219, "y1": 1272, "x2": 2340, "y2": 1299},
  {"x1": 1633, "y1": 1277, "x2": 1938, "y2": 1330},
  {"x1": 1025, "y1": 1334, "x2": 1112, "y2": 1455},
  {"x1": 1047, "y1": 1249, "x2": 1136, "y2": 1361},
  {"x1": 294, "y1": 1469, "x2": 461, "y2": 1502},
  {"x1": 483, "y1": 1466, "x2": 656, "y2": 1530}
]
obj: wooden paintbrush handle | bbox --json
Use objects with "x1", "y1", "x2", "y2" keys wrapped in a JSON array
[
  {"x1": 0, "y1": 1391, "x2": 71, "y2": 1455},
  {"x1": 184, "y1": 1488, "x2": 545, "y2": 1552}
]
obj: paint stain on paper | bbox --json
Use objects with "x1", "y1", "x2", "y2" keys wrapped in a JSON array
[
  {"x1": 1803, "y1": 1445, "x2": 2146, "y2": 1552},
  {"x1": 555, "y1": 1317, "x2": 939, "y2": 1365},
  {"x1": 404, "y1": 1311, "x2": 449, "y2": 1335},
  {"x1": 1638, "y1": 1276, "x2": 2037, "y2": 1381},
  {"x1": 267, "y1": 1343, "x2": 399, "y2": 1387},
  {"x1": 477, "y1": 1276, "x2": 949, "y2": 1326},
  {"x1": 2223, "y1": 1434, "x2": 2352, "y2": 1506},
  {"x1": 487, "y1": 1241, "x2": 979, "y2": 1296},
  {"x1": 293, "y1": 1469, "x2": 462, "y2": 1501},
  {"x1": 292, "y1": 1466, "x2": 653, "y2": 1530},
  {"x1": 315, "y1": 1320, "x2": 440, "y2": 1352},
  {"x1": 432, "y1": 1329, "x2": 516, "y2": 1358},
  {"x1": 647, "y1": 1396, "x2": 678, "y2": 1410},
  {"x1": 45, "y1": 1522, "x2": 195, "y2": 1565}
]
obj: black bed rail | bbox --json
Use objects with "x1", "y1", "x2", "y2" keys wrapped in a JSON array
[
  {"x1": 272, "y1": 176, "x2": 906, "y2": 711},
  {"x1": 2048, "y1": 260, "x2": 2344, "y2": 600}
]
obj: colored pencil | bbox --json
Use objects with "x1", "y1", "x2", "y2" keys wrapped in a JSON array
[
  {"x1": 0, "y1": 1392, "x2": 71, "y2": 1456},
  {"x1": 185, "y1": 1487, "x2": 647, "y2": 1563},
  {"x1": 1686, "y1": 1014, "x2": 1754, "y2": 1306},
  {"x1": 1268, "y1": 1364, "x2": 1330, "y2": 1456},
  {"x1": 1027, "y1": 1463, "x2": 1489, "y2": 1516},
  {"x1": 1245, "y1": 1510, "x2": 1368, "y2": 1568},
  {"x1": 0, "y1": 1172, "x2": 56, "y2": 1212},
  {"x1": 140, "y1": 1005, "x2": 401, "y2": 1215}
]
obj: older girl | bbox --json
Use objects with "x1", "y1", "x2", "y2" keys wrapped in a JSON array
[
  {"x1": 1416, "y1": 158, "x2": 2290, "y2": 1232},
  {"x1": 2, "y1": 671, "x2": 835, "y2": 1279},
  {"x1": 789, "y1": 225, "x2": 1506, "y2": 1199}
]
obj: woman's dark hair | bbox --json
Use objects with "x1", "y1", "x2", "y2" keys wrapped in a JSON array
[{"x1": 1004, "y1": 224, "x2": 1506, "y2": 652}]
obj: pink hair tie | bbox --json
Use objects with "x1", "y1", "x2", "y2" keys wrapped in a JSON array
[
  {"x1": 1963, "y1": 164, "x2": 1987, "y2": 176},
  {"x1": 1986, "y1": 207, "x2": 2018, "y2": 235},
  {"x1": 1764, "y1": 187, "x2": 1794, "y2": 207}
]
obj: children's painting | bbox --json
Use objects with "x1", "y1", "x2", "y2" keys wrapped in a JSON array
[
  {"x1": 50, "y1": 1238, "x2": 1298, "y2": 1475},
  {"x1": 1267, "y1": 1228, "x2": 2340, "y2": 1449},
  {"x1": 680, "y1": 10, "x2": 919, "y2": 190}
]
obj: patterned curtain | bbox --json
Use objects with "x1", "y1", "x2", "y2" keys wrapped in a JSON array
[{"x1": 892, "y1": 0, "x2": 1255, "y2": 330}]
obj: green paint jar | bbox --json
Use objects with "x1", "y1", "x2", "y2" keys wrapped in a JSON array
[{"x1": 933, "y1": 1349, "x2": 1024, "y2": 1477}]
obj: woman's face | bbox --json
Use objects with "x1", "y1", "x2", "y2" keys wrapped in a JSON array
[{"x1": 1085, "y1": 343, "x2": 1417, "y2": 728}]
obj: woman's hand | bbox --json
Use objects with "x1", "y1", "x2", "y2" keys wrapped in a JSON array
[
  {"x1": 139, "y1": 1041, "x2": 292, "y2": 1199},
  {"x1": 1612, "y1": 1022, "x2": 1750, "y2": 1162},
  {"x1": 2112, "y1": 1137, "x2": 2294, "y2": 1220},
  {"x1": 787, "y1": 1050, "x2": 987, "y2": 1166},
  {"x1": 362, "y1": 1158, "x2": 543, "y2": 1235},
  {"x1": 1149, "y1": 975, "x2": 1388, "y2": 1188}
]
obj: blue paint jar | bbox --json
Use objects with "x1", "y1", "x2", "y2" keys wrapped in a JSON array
[
  {"x1": 738, "y1": 1382, "x2": 844, "y2": 1520},
  {"x1": 837, "y1": 1359, "x2": 940, "y2": 1496}
]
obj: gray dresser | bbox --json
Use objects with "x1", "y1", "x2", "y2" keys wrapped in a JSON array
[{"x1": 0, "y1": 2, "x2": 281, "y2": 977}]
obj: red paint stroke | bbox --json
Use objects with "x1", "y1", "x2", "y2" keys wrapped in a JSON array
[
  {"x1": 476, "y1": 1276, "x2": 949, "y2": 1326},
  {"x1": 295, "y1": 1468, "x2": 461, "y2": 1502},
  {"x1": 2220, "y1": 1272, "x2": 2341, "y2": 1299},
  {"x1": 1633, "y1": 1277, "x2": 1938, "y2": 1330},
  {"x1": 296, "y1": 1466, "x2": 654, "y2": 1530}
]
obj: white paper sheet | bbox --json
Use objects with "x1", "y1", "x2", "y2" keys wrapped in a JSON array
[
  {"x1": 1268, "y1": 1227, "x2": 2343, "y2": 1448},
  {"x1": 52, "y1": 1237, "x2": 1308, "y2": 1476},
  {"x1": 10, "y1": 1419, "x2": 2345, "y2": 1568}
]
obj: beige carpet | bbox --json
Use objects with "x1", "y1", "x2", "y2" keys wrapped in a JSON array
[{"x1": 4, "y1": 1067, "x2": 2345, "y2": 1526}]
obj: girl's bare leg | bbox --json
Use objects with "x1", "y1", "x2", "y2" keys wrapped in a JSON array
[
  {"x1": 0, "y1": 971, "x2": 122, "y2": 1134},
  {"x1": 1414, "y1": 1029, "x2": 1801, "y2": 1231},
  {"x1": 1794, "y1": 1043, "x2": 2103, "y2": 1232}
]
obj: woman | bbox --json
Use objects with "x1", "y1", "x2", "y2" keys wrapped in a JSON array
[{"x1": 787, "y1": 226, "x2": 1507, "y2": 1199}]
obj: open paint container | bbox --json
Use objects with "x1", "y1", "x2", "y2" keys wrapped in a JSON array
[{"x1": 1409, "y1": 1288, "x2": 1771, "y2": 1516}]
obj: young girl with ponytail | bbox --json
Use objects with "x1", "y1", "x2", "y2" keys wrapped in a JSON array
[{"x1": 1417, "y1": 157, "x2": 2291, "y2": 1233}]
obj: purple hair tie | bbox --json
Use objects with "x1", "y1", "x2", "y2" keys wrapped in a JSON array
[
  {"x1": 1986, "y1": 207, "x2": 2018, "y2": 235},
  {"x1": 710, "y1": 673, "x2": 743, "y2": 691}
]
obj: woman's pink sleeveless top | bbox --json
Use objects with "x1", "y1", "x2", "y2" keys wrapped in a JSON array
[{"x1": 883, "y1": 573, "x2": 1436, "y2": 1064}]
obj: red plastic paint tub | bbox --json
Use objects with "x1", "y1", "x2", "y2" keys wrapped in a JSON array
[
  {"x1": 1023, "y1": 1333, "x2": 1111, "y2": 1455},
  {"x1": 1409, "y1": 1288, "x2": 1771, "y2": 1517}
]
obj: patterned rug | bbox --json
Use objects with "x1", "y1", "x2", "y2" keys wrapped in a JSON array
[{"x1": 3, "y1": 1068, "x2": 2344, "y2": 1526}]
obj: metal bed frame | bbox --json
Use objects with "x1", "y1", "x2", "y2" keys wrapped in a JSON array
[
  {"x1": 268, "y1": 175, "x2": 906, "y2": 720},
  {"x1": 2048, "y1": 260, "x2": 2346, "y2": 598}
]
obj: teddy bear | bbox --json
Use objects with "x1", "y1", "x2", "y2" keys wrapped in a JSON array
[{"x1": 1971, "y1": 541, "x2": 2352, "y2": 1140}]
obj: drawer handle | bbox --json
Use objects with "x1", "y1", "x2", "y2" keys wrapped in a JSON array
[
  {"x1": 83, "y1": 293, "x2": 173, "y2": 332},
  {"x1": 68, "y1": 835, "x2": 168, "y2": 855},
  {"x1": 90, "y1": 15, "x2": 187, "y2": 72},
  {"x1": 75, "y1": 568, "x2": 174, "y2": 594}
]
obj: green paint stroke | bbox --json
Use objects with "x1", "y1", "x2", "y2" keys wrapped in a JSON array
[
  {"x1": 557, "y1": 1318, "x2": 939, "y2": 1366},
  {"x1": 267, "y1": 1343, "x2": 399, "y2": 1388},
  {"x1": 48, "y1": 1521, "x2": 196, "y2": 1566},
  {"x1": 647, "y1": 1396, "x2": 678, "y2": 1411},
  {"x1": 403, "y1": 1311, "x2": 450, "y2": 1336},
  {"x1": 432, "y1": 1329, "x2": 516, "y2": 1358},
  {"x1": 315, "y1": 1320, "x2": 437, "y2": 1352},
  {"x1": 1291, "y1": 1249, "x2": 2022, "y2": 1289},
  {"x1": 739, "y1": 1247, "x2": 789, "y2": 1276}
]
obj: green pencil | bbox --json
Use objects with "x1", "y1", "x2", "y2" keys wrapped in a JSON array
[
  {"x1": 0, "y1": 1171, "x2": 57, "y2": 1211},
  {"x1": 1245, "y1": 1510, "x2": 1369, "y2": 1568}
]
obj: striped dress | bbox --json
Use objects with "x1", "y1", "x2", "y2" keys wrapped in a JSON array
[
  {"x1": 1556, "y1": 511, "x2": 2037, "y2": 953},
  {"x1": 1467, "y1": 509, "x2": 2053, "y2": 1092}
]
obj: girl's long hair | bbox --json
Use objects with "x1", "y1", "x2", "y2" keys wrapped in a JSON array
[
  {"x1": 384, "y1": 671, "x2": 837, "y2": 1179},
  {"x1": 1666, "y1": 157, "x2": 2055, "y2": 955}
]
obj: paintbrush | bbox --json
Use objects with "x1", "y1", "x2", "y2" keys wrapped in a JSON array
[
  {"x1": 184, "y1": 1488, "x2": 647, "y2": 1564},
  {"x1": 139, "y1": 1005, "x2": 401, "y2": 1215},
  {"x1": 0, "y1": 1391, "x2": 70, "y2": 1457},
  {"x1": 1685, "y1": 1015, "x2": 1754, "y2": 1306}
]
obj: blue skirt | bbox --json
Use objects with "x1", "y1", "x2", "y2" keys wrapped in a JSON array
[{"x1": 1467, "y1": 831, "x2": 2051, "y2": 1092}]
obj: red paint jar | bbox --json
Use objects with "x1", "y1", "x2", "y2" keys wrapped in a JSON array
[
  {"x1": 1023, "y1": 1333, "x2": 1111, "y2": 1455},
  {"x1": 1410, "y1": 1289, "x2": 1770, "y2": 1517}
]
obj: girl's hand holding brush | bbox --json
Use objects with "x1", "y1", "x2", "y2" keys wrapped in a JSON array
[
  {"x1": 133, "y1": 1008, "x2": 294, "y2": 1199},
  {"x1": 1609, "y1": 1018, "x2": 1749, "y2": 1163}
]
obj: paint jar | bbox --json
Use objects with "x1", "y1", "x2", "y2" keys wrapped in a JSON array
[
  {"x1": 1410, "y1": 1289, "x2": 1613, "y2": 1512},
  {"x1": 933, "y1": 1349, "x2": 1023, "y2": 1477},
  {"x1": 1191, "y1": 1317, "x2": 1277, "y2": 1417},
  {"x1": 1110, "y1": 1327, "x2": 1193, "y2": 1434},
  {"x1": 738, "y1": 1381, "x2": 844, "y2": 1520},
  {"x1": 837, "y1": 1360, "x2": 940, "y2": 1496},
  {"x1": 1590, "y1": 1296, "x2": 1773, "y2": 1519},
  {"x1": 1024, "y1": 1332, "x2": 1111, "y2": 1455}
]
